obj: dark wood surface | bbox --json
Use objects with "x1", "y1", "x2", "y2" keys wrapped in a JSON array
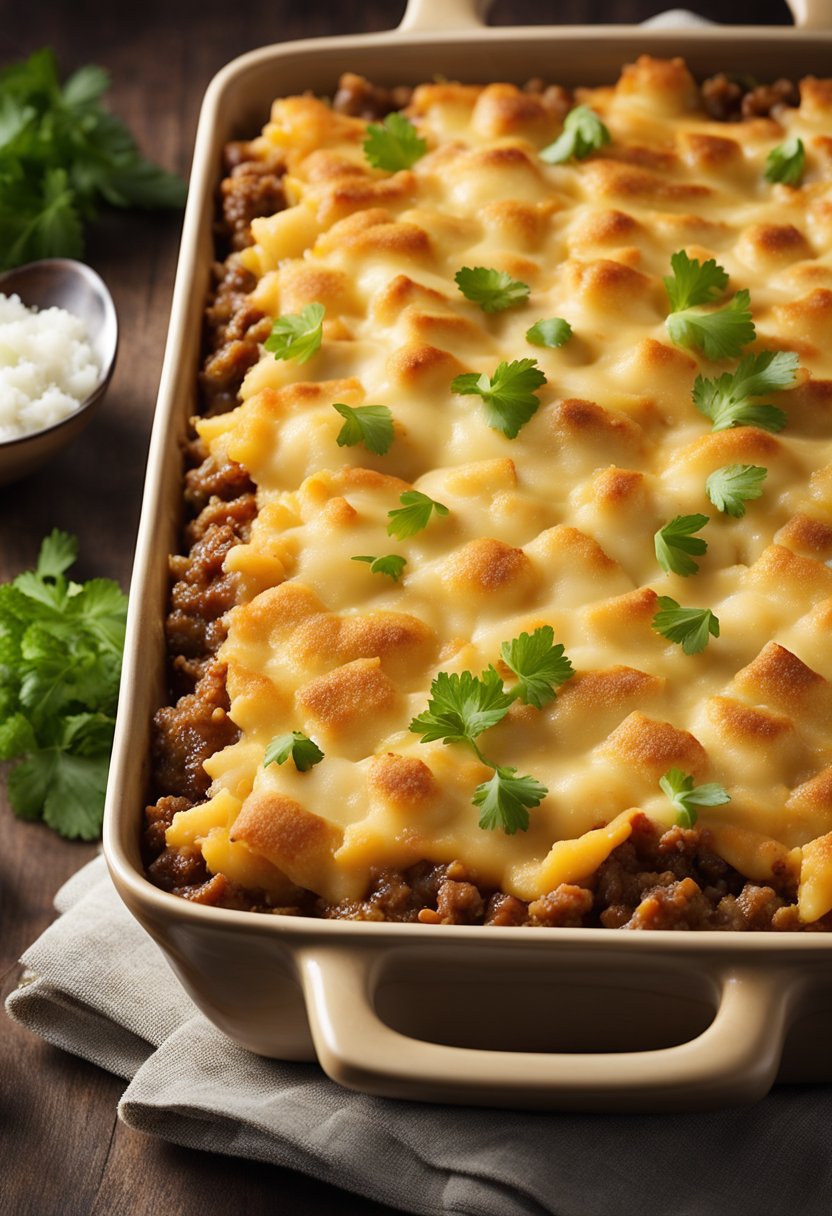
[{"x1": 0, "y1": 1, "x2": 801, "y2": 1213}]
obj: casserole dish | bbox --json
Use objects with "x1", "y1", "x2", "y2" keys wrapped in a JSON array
[{"x1": 104, "y1": 0, "x2": 832, "y2": 1111}]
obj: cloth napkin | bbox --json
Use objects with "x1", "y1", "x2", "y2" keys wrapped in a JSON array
[{"x1": 6, "y1": 854, "x2": 832, "y2": 1216}]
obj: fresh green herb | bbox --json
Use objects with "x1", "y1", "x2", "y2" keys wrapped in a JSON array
[
  {"x1": 264, "y1": 302, "x2": 324, "y2": 364},
  {"x1": 409, "y1": 628, "x2": 573, "y2": 834},
  {"x1": 526, "y1": 317, "x2": 573, "y2": 349},
  {"x1": 0, "y1": 48, "x2": 186, "y2": 269},
  {"x1": 663, "y1": 250, "x2": 729, "y2": 313},
  {"x1": 540, "y1": 105, "x2": 611, "y2": 164},
  {"x1": 652, "y1": 596, "x2": 720, "y2": 656},
  {"x1": 659, "y1": 767, "x2": 731, "y2": 828},
  {"x1": 706, "y1": 464, "x2": 767, "y2": 518},
  {"x1": 264, "y1": 731, "x2": 324, "y2": 773},
  {"x1": 765, "y1": 137, "x2": 805, "y2": 186},
  {"x1": 654, "y1": 514, "x2": 709, "y2": 577},
  {"x1": 352, "y1": 554, "x2": 407, "y2": 582},
  {"x1": 693, "y1": 350, "x2": 799, "y2": 433},
  {"x1": 665, "y1": 289, "x2": 755, "y2": 360},
  {"x1": 387, "y1": 490, "x2": 449, "y2": 540},
  {"x1": 498, "y1": 625, "x2": 574, "y2": 709},
  {"x1": 363, "y1": 112, "x2": 427, "y2": 171},
  {"x1": 451, "y1": 358, "x2": 547, "y2": 439},
  {"x1": 332, "y1": 402, "x2": 394, "y2": 455},
  {"x1": 0, "y1": 529, "x2": 127, "y2": 839},
  {"x1": 473, "y1": 767, "x2": 548, "y2": 835},
  {"x1": 454, "y1": 266, "x2": 530, "y2": 313}
]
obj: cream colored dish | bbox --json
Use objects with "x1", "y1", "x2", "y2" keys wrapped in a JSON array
[{"x1": 104, "y1": 0, "x2": 832, "y2": 1111}]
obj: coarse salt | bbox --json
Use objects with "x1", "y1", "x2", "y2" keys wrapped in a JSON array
[{"x1": 0, "y1": 292, "x2": 101, "y2": 441}]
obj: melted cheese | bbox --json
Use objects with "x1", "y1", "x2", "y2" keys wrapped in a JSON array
[{"x1": 172, "y1": 57, "x2": 832, "y2": 919}]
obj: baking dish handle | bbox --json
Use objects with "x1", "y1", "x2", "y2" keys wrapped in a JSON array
[
  {"x1": 399, "y1": 0, "x2": 492, "y2": 32},
  {"x1": 786, "y1": 0, "x2": 832, "y2": 28},
  {"x1": 299, "y1": 948, "x2": 799, "y2": 1112}
]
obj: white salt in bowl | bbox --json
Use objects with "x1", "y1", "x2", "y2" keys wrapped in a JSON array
[{"x1": 0, "y1": 259, "x2": 118, "y2": 486}]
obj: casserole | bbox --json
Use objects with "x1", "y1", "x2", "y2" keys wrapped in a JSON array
[{"x1": 104, "y1": 0, "x2": 832, "y2": 1111}]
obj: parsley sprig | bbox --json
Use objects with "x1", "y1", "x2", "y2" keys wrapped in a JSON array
[
  {"x1": 264, "y1": 731, "x2": 324, "y2": 773},
  {"x1": 332, "y1": 403, "x2": 394, "y2": 455},
  {"x1": 540, "y1": 105, "x2": 611, "y2": 164},
  {"x1": 0, "y1": 530, "x2": 127, "y2": 839},
  {"x1": 664, "y1": 250, "x2": 729, "y2": 313},
  {"x1": 455, "y1": 266, "x2": 530, "y2": 313},
  {"x1": 666, "y1": 289, "x2": 755, "y2": 360},
  {"x1": 659, "y1": 768, "x2": 731, "y2": 828},
  {"x1": 765, "y1": 137, "x2": 805, "y2": 186},
  {"x1": 526, "y1": 317, "x2": 572, "y2": 349},
  {"x1": 387, "y1": 490, "x2": 449, "y2": 540},
  {"x1": 451, "y1": 358, "x2": 547, "y2": 439},
  {"x1": 654, "y1": 514, "x2": 709, "y2": 577},
  {"x1": 706, "y1": 465, "x2": 767, "y2": 518},
  {"x1": 264, "y1": 302, "x2": 324, "y2": 364},
  {"x1": 352, "y1": 554, "x2": 407, "y2": 582},
  {"x1": 363, "y1": 112, "x2": 426, "y2": 171},
  {"x1": 652, "y1": 596, "x2": 720, "y2": 655},
  {"x1": 409, "y1": 627, "x2": 573, "y2": 834},
  {"x1": 693, "y1": 350, "x2": 798, "y2": 433}
]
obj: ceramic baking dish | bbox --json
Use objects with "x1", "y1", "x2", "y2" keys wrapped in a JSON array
[{"x1": 104, "y1": 0, "x2": 832, "y2": 1112}]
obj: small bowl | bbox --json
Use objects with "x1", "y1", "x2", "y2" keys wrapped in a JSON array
[{"x1": 0, "y1": 258, "x2": 119, "y2": 486}]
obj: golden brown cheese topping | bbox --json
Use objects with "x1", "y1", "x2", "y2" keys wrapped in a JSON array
[{"x1": 167, "y1": 56, "x2": 832, "y2": 923}]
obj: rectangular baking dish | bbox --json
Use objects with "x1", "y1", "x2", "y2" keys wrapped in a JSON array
[{"x1": 103, "y1": 0, "x2": 832, "y2": 1112}]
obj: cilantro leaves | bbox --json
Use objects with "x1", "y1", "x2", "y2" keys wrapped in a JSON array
[
  {"x1": 663, "y1": 250, "x2": 729, "y2": 313},
  {"x1": 363, "y1": 112, "x2": 426, "y2": 171},
  {"x1": 0, "y1": 530, "x2": 127, "y2": 839},
  {"x1": 540, "y1": 105, "x2": 611, "y2": 164},
  {"x1": 693, "y1": 350, "x2": 798, "y2": 433},
  {"x1": 352, "y1": 554, "x2": 407, "y2": 582},
  {"x1": 264, "y1": 731, "x2": 324, "y2": 773},
  {"x1": 765, "y1": 137, "x2": 805, "y2": 186},
  {"x1": 265, "y1": 303, "x2": 324, "y2": 364},
  {"x1": 666, "y1": 288, "x2": 756, "y2": 361},
  {"x1": 387, "y1": 490, "x2": 449, "y2": 540},
  {"x1": 451, "y1": 358, "x2": 547, "y2": 439},
  {"x1": 454, "y1": 266, "x2": 530, "y2": 313},
  {"x1": 526, "y1": 317, "x2": 572, "y2": 349},
  {"x1": 652, "y1": 596, "x2": 720, "y2": 655},
  {"x1": 333, "y1": 403, "x2": 394, "y2": 455},
  {"x1": 659, "y1": 768, "x2": 731, "y2": 828},
  {"x1": 654, "y1": 514, "x2": 709, "y2": 577},
  {"x1": 706, "y1": 464, "x2": 767, "y2": 518},
  {"x1": 409, "y1": 627, "x2": 573, "y2": 834},
  {"x1": 0, "y1": 48, "x2": 186, "y2": 269}
]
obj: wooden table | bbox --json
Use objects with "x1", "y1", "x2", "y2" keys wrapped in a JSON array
[{"x1": 0, "y1": 1, "x2": 797, "y2": 1212}]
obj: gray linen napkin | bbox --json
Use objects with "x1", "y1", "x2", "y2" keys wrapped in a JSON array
[{"x1": 6, "y1": 855, "x2": 832, "y2": 1216}]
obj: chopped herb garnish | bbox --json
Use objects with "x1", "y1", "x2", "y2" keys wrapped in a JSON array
[
  {"x1": 526, "y1": 317, "x2": 573, "y2": 348},
  {"x1": 264, "y1": 731, "x2": 324, "y2": 773},
  {"x1": 451, "y1": 358, "x2": 547, "y2": 439},
  {"x1": 498, "y1": 625, "x2": 574, "y2": 709},
  {"x1": 654, "y1": 514, "x2": 709, "y2": 577},
  {"x1": 264, "y1": 302, "x2": 324, "y2": 364},
  {"x1": 409, "y1": 668, "x2": 514, "y2": 746},
  {"x1": 473, "y1": 767, "x2": 548, "y2": 835},
  {"x1": 765, "y1": 137, "x2": 805, "y2": 186},
  {"x1": 706, "y1": 464, "x2": 767, "y2": 518},
  {"x1": 652, "y1": 596, "x2": 720, "y2": 655},
  {"x1": 693, "y1": 350, "x2": 798, "y2": 433},
  {"x1": 659, "y1": 767, "x2": 731, "y2": 828},
  {"x1": 540, "y1": 105, "x2": 611, "y2": 164},
  {"x1": 454, "y1": 266, "x2": 530, "y2": 313},
  {"x1": 664, "y1": 250, "x2": 729, "y2": 313},
  {"x1": 387, "y1": 490, "x2": 449, "y2": 540},
  {"x1": 363, "y1": 112, "x2": 426, "y2": 171},
  {"x1": 352, "y1": 554, "x2": 407, "y2": 582},
  {"x1": 332, "y1": 402, "x2": 395, "y2": 455},
  {"x1": 665, "y1": 289, "x2": 755, "y2": 360}
]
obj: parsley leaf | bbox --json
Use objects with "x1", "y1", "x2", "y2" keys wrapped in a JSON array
[
  {"x1": 693, "y1": 350, "x2": 798, "y2": 433},
  {"x1": 363, "y1": 112, "x2": 426, "y2": 171},
  {"x1": 765, "y1": 137, "x2": 805, "y2": 186},
  {"x1": 264, "y1": 302, "x2": 324, "y2": 364},
  {"x1": 409, "y1": 669, "x2": 513, "y2": 746},
  {"x1": 352, "y1": 554, "x2": 407, "y2": 582},
  {"x1": 659, "y1": 767, "x2": 731, "y2": 828},
  {"x1": 499, "y1": 626, "x2": 573, "y2": 709},
  {"x1": 665, "y1": 288, "x2": 755, "y2": 360},
  {"x1": 654, "y1": 514, "x2": 709, "y2": 577},
  {"x1": 706, "y1": 464, "x2": 767, "y2": 518},
  {"x1": 664, "y1": 250, "x2": 729, "y2": 313},
  {"x1": 0, "y1": 531, "x2": 127, "y2": 839},
  {"x1": 526, "y1": 317, "x2": 572, "y2": 348},
  {"x1": 451, "y1": 358, "x2": 547, "y2": 439},
  {"x1": 264, "y1": 731, "x2": 324, "y2": 773},
  {"x1": 473, "y1": 766, "x2": 548, "y2": 835},
  {"x1": 387, "y1": 490, "x2": 449, "y2": 540},
  {"x1": 332, "y1": 403, "x2": 394, "y2": 455},
  {"x1": 454, "y1": 266, "x2": 530, "y2": 313},
  {"x1": 652, "y1": 596, "x2": 720, "y2": 656},
  {"x1": 540, "y1": 105, "x2": 611, "y2": 164}
]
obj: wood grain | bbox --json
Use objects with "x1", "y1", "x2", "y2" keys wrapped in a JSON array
[{"x1": 0, "y1": 0, "x2": 803, "y2": 1212}]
